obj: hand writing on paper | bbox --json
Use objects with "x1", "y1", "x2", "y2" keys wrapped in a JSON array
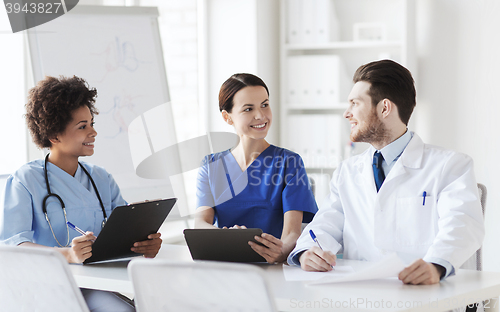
[
  {"x1": 68, "y1": 232, "x2": 96, "y2": 263},
  {"x1": 398, "y1": 259, "x2": 442, "y2": 285},
  {"x1": 249, "y1": 233, "x2": 287, "y2": 264},
  {"x1": 299, "y1": 246, "x2": 337, "y2": 272},
  {"x1": 131, "y1": 233, "x2": 162, "y2": 258}
]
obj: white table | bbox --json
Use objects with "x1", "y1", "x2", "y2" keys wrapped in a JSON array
[{"x1": 70, "y1": 244, "x2": 500, "y2": 312}]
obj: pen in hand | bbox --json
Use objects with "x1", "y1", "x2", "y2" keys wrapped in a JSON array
[
  {"x1": 309, "y1": 229, "x2": 335, "y2": 269},
  {"x1": 67, "y1": 221, "x2": 95, "y2": 241}
]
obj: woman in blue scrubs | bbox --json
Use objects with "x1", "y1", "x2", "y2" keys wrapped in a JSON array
[
  {"x1": 195, "y1": 73, "x2": 318, "y2": 263},
  {"x1": 0, "y1": 76, "x2": 161, "y2": 312}
]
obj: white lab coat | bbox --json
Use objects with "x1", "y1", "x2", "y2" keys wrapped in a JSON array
[{"x1": 290, "y1": 133, "x2": 485, "y2": 269}]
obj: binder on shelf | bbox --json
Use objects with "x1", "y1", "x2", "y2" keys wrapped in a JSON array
[
  {"x1": 286, "y1": 115, "x2": 344, "y2": 169},
  {"x1": 311, "y1": 115, "x2": 327, "y2": 168},
  {"x1": 286, "y1": 115, "x2": 305, "y2": 156},
  {"x1": 287, "y1": 115, "x2": 309, "y2": 167},
  {"x1": 285, "y1": 0, "x2": 340, "y2": 45},
  {"x1": 325, "y1": 115, "x2": 344, "y2": 167},
  {"x1": 287, "y1": 0, "x2": 302, "y2": 44},
  {"x1": 314, "y1": 0, "x2": 340, "y2": 43},
  {"x1": 286, "y1": 56, "x2": 303, "y2": 107},
  {"x1": 295, "y1": 115, "x2": 317, "y2": 168},
  {"x1": 314, "y1": 0, "x2": 329, "y2": 43},
  {"x1": 301, "y1": 0, "x2": 315, "y2": 44},
  {"x1": 286, "y1": 55, "x2": 344, "y2": 109}
]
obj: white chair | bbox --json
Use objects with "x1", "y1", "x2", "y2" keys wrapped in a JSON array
[
  {"x1": 460, "y1": 183, "x2": 487, "y2": 271},
  {"x1": 0, "y1": 245, "x2": 89, "y2": 312},
  {"x1": 128, "y1": 259, "x2": 277, "y2": 312}
]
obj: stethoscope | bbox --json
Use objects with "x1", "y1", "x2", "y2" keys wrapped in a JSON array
[{"x1": 43, "y1": 154, "x2": 108, "y2": 247}]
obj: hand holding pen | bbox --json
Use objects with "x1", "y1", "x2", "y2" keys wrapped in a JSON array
[
  {"x1": 298, "y1": 230, "x2": 336, "y2": 272},
  {"x1": 67, "y1": 221, "x2": 96, "y2": 242},
  {"x1": 66, "y1": 222, "x2": 96, "y2": 263},
  {"x1": 309, "y1": 230, "x2": 335, "y2": 270}
]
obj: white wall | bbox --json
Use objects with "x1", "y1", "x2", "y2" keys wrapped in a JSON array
[
  {"x1": 415, "y1": 0, "x2": 500, "y2": 271},
  {"x1": 0, "y1": 176, "x2": 6, "y2": 230},
  {"x1": 202, "y1": 0, "x2": 280, "y2": 145},
  {"x1": 0, "y1": 6, "x2": 27, "y2": 174}
]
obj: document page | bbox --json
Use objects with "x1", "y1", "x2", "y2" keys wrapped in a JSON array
[
  {"x1": 283, "y1": 264, "x2": 354, "y2": 281},
  {"x1": 308, "y1": 253, "x2": 406, "y2": 285}
]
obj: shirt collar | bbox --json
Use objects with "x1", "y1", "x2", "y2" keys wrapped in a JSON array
[{"x1": 378, "y1": 129, "x2": 413, "y2": 165}]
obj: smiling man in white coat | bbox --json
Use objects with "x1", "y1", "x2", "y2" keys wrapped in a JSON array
[{"x1": 288, "y1": 59, "x2": 485, "y2": 285}]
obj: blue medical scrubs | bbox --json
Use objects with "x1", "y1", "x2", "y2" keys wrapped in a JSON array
[
  {"x1": 0, "y1": 159, "x2": 126, "y2": 247},
  {"x1": 196, "y1": 145, "x2": 318, "y2": 239},
  {"x1": 0, "y1": 159, "x2": 135, "y2": 312}
]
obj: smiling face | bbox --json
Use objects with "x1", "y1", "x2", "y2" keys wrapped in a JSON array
[
  {"x1": 224, "y1": 86, "x2": 272, "y2": 141},
  {"x1": 344, "y1": 81, "x2": 387, "y2": 144},
  {"x1": 50, "y1": 105, "x2": 97, "y2": 159}
]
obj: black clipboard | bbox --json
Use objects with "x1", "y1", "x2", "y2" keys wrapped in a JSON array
[
  {"x1": 183, "y1": 228, "x2": 266, "y2": 263},
  {"x1": 84, "y1": 198, "x2": 177, "y2": 264}
]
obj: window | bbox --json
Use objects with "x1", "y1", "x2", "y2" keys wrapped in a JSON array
[{"x1": 0, "y1": 11, "x2": 27, "y2": 175}]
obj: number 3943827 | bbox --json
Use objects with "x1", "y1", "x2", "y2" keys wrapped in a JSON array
[{"x1": 5, "y1": 2, "x2": 63, "y2": 14}]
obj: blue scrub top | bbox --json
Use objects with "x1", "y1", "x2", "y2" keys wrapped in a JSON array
[
  {"x1": 196, "y1": 145, "x2": 318, "y2": 239},
  {"x1": 0, "y1": 159, "x2": 126, "y2": 247}
]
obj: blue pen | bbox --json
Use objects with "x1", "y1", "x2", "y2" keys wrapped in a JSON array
[
  {"x1": 422, "y1": 191, "x2": 427, "y2": 206},
  {"x1": 67, "y1": 221, "x2": 87, "y2": 236},
  {"x1": 309, "y1": 229, "x2": 334, "y2": 269}
]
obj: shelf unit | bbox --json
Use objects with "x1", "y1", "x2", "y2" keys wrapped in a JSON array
[
  {"x1": 286, "y1": 41, "x2": 404, "y2": 51},
  {"x1": 279, "y1": 0, "x2": 416, "y2": 200}
]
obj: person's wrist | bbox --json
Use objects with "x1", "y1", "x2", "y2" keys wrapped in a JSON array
[
  {"x1": 297, "y1": 250, "x2": 306, "y2": 264},
  {"x1": 59, "y1": 247, "x2": 73, "y2": 263},
  {"x1": 432, "y1": 263, "x2": 446, "y2": 279}
]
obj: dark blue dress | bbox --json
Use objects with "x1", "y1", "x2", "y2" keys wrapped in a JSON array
[{"x1": 196, "y1": 145, "x2": 318, "y2": 239}]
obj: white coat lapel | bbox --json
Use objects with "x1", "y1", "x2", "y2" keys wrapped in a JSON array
[
  {"x1": 379, "y1": 133, "x2": 425, "y2": 190},
  {"x1": 359, "y1": 146, "x2": 378, "y2": 194},
  {"x1": 398, "y1": 133, "x2": 425, "y2": 170},
  {"x1": 382, "y1": 160, "x2": 407, "y2": 186}
]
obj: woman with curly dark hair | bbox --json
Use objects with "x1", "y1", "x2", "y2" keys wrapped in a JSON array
[{"x1": 0, "y1": 76, "x2": 160, "y2": 311}]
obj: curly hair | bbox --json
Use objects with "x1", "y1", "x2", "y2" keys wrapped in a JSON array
[{"x1": 25, "y1": 76, "x2": 98, "y2": 149}]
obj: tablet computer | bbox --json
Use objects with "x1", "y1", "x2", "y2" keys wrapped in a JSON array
[
  {"x1": 84, "y1": 198, "x2": 177, "y2": 264},
  {"x1": 183, "y1": 228, "x2": 266, "y2": 263}
]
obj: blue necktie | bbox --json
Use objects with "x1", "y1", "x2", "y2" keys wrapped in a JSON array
[{"x1": 372, "y1": 151, "x2": 385, "y2": 192}]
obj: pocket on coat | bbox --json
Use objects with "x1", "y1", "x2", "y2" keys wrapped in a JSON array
[{"x1": 395, "y1": 196, "x2": 436, "y2": 246}]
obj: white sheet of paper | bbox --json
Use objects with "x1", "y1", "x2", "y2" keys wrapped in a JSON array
[
  {"x1": 308, "y1": 253, "x2": 406, "y2": 285},
  {"x1": 283, "y1": 264, "x2": 355, "y2": 281}
]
